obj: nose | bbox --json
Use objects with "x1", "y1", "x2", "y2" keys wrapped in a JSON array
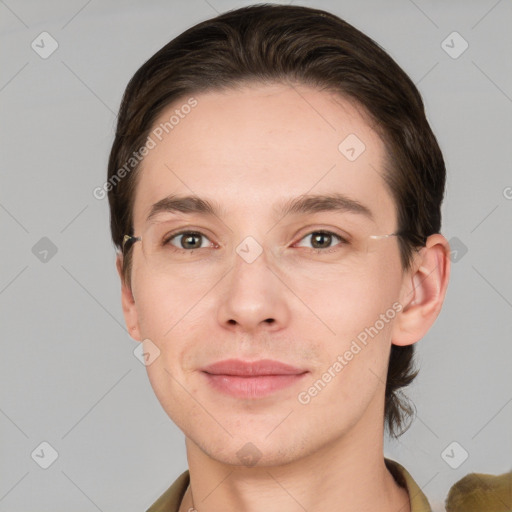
[{"x1": 216, "y1": 243, "x2": 291, "y2": 333}]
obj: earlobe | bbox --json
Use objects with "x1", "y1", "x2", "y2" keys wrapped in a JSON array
[
  {"x1": 391, "y1": 234, "x2": 451, "y2": 347},
  {"x1": 116, "y1": 253, "x2": 142, "y2": 342}
]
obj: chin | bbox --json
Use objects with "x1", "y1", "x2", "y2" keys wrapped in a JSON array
[{"x1": 188, "y1": 427, "x2": 317, "y2": 469}]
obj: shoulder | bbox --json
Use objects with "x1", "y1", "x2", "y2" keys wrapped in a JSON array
[
  {"x1": 445, "y1": 470, "x2": 512, "y2": 511},
  {"x1": 146, "y1": 469, "x2": 190, "y2": 512},
  {"x1": 385, "y1": 457, "x2": 432, "y2": 512}
]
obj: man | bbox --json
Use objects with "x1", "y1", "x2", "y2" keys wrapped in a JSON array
[{"x1": 107, "y1": 5, "x2": 450, "y2": 511}]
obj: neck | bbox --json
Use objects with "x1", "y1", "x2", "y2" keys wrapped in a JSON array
[{"x1": 178, "y1": 403, "x2": 410, "y2": 512}]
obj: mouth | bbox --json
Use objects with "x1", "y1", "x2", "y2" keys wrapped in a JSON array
[{"x1": 201, "y1": 359, "x2": 309, "y2": 399}]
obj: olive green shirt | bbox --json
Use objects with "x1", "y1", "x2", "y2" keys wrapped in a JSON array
[{"x1": 146, "y1": 457, "x2": 431, "y2": 512}]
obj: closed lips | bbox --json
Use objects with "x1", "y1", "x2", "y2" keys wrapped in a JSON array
[{"x1": 201, "y1": 358, "x2": 308, "y2": 376}]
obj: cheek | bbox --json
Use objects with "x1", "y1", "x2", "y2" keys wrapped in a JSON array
[
  {"x1": 295, "y1": 286, "x2": 398, "y2": 430},
  {"x1": 132, "y1": 265, "x2": 197, "y2": 339},
  {"x1": 134, "y1": 274, "x2": 202, "y2": 426},
  {"x1": 296, "y1": 260, "x2": 400, "y2": 331},
  {"x1": 132, "y1": 270, "x2": 208, "y2": 375},
  {"x1": 300, "y1": 260, "x2": 402, "y2": 385}
]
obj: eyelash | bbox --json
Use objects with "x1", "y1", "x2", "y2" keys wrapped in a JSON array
[{"x1": 162, "y1": 229, "x2": 350, "y2": 255}]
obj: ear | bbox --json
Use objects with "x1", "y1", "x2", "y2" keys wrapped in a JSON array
[
  {"x1": 116, "y1": 253, "x2": 142, "y2": 342},
  {"x1": 392, "y1": 234, "x2": 451, "y2": 346}
]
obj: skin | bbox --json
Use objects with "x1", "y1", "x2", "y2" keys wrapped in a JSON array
[{"x1": 116, "y1": 82, "x2": 450, "y2": 512}]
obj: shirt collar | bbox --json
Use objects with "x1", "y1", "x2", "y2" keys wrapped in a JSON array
[{"x1": 147, "y1": 459, "x2": 432, "y2": 512}]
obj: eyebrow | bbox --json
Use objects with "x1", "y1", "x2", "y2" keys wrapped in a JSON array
[{"x1": 145, "y1": 192, "x2": 374, "y2": 223}]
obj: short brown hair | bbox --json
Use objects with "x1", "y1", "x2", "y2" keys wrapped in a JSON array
[{"x1": 107, "y1": 3, "x2": 446, "y2": 439}]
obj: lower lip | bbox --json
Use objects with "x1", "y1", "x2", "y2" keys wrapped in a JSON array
[{"x1": 202, "y1": 372, "x2": 308, "y2": 399}]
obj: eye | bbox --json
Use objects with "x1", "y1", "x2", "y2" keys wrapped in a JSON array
[
  {"x1": 294, "y1": 230, "x2": 349, "y2": 252},
  {"x1": 164, "y1": 231, "x2": 214, "y2": 251},
  {"x1": 160, "y1": 229, "x2": 349, "y2": 254}
]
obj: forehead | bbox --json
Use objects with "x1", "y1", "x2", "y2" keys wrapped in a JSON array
[{"x1": 132, "y1": 83, "x2": 395, "y2": 230}]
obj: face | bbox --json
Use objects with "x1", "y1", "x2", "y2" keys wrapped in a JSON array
[{"x1": 122, "y1": 82, "x2": 411, "y2": 466}]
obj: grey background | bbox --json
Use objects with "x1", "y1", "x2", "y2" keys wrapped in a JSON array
[{"x1": 1, "y1": 0, "x2": 511, "y2": 510}]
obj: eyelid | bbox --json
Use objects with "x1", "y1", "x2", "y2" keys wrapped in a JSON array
[
  {"x1": 291, "y1": 230, "x2": 349, "y2": 253},
  {"x1": 165, "y1": 229, "x2": 218, "y2": 249},
  {"x1": 291, "y1": 224, "x2": 352, "y2": 244},
  {"x1": 164, "y1": 226, "x2": 351, "y2": 252}
]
